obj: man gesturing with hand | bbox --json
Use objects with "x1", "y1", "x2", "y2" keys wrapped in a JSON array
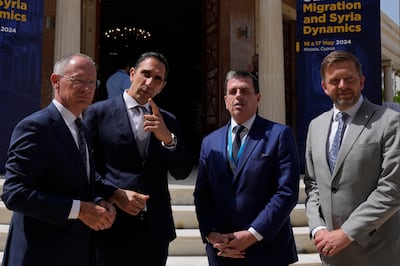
[{"x1": 84, "y1": 51, "x2": 193, "y2": 266}]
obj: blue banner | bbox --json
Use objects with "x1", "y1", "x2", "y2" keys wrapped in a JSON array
[
  {"x1": 0, "y1": 0, "x2": 44, "y2": 173},
  {"x1": 295, "y1": 0, "x2": 381, "y2": 172}
]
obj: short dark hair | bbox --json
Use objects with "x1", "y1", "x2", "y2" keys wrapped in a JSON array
[
  {"x1": 320, "y1": 50, "x2": 363, "y2": 81},
  {"x1": 134, "y1": 51, "x2": 169, "y2": 80},
  {"x1": 224, "y1": 70, "x2": 259, "y2": 94}
]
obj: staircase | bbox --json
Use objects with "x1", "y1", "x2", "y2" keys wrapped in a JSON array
[
  {"x1": 0, "y1": 172, "x2": 322, "y2": 265},
  {"x1": 166, "y1": 169, "x2": 322, "y2": 266}
]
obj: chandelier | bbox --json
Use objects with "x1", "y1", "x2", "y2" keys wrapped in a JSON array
[{"x1": 104, "y1": 26, "x2": 151, "y2": 41}]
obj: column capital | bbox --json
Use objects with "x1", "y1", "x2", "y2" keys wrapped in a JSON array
[{"x1": 382, "y1": 60, "x2": 394, "y2": 69}]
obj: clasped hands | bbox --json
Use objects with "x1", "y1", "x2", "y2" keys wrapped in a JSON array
[{"x1": 207, "y1": 230, "x2": 257, "y2": 259}]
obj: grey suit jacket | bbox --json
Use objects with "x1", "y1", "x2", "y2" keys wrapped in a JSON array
[{"x1": 304, "y1": 98, "x2": 400, "y2": 266}]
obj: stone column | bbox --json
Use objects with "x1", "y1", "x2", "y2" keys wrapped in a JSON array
[
  {"x1": 257, "y1": 0, "x2": 286, "y2": 124},
  {"x1": 382, "y1": 60, "x2": 394, "y2": 101},
  {"x1": 54, "y1": 0, "x2": 81, "y2": 61}
]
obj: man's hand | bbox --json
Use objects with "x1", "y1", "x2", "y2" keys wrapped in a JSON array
[
  {"x1": 144, "y1": 98, "x2": 173, "y2": 145},
  {"x1": 78, "y1": 201, "x2": 116, "y2": 231},
  {"x1": 109, "y1": 188, "x2": 150, "y2": 216},
  {"x1": 213, "y1": 230, "x2": 257, "y2": 259},
  {"x1": 315, "y1": 228, "x2": 352, "y2": 257}
]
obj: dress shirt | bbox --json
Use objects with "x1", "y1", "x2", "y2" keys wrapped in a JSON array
[
  {"x1": 327, "y1": 96, "x2": 363, "y2": 155},
  {"x1": 229, "y1": 115, "x2": 263, "y2": 241},
  {"x1": 52, "y1": 99, "x2": 85, "y2": 219},
  {"x1": 123, "y1": 91, "x2": 177, "y2": 150}
]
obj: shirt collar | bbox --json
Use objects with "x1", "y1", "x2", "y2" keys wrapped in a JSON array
[
  {"x1": 123, "y1": 90, "x2": 150, "y2": 111},
  {"x1": 52, "y1": 99, "x2": 81, "y2": 126},
  {"x1": 230, "y1": 114, "x2": 256, "y2": 131}
]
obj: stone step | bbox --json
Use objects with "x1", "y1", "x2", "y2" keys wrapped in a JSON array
[
  {"x1": 0, "y1": 224, "x2": 8, "y2": 252},
  {"x1": 168, "y1": 180, "x2": 307, "y2": 205},
  {"x1": 0, "y1": 175, "x2": 320, "y2": 266},
  {"x1": 168, "y1": 227, "x2": 316, "y2": 256},
  {"x1": 0, "y1": 207, "x2": 312, "y2": 251},
  {"x1": 1, "y1": 176, "x2": 307, "y2": 205},
  {"x1": 166, "y1": 254, "x2": 322, "y2": 266},
  {"x1": 0, "y1": 225, "x2": 321, "y2": 265},
  {"x1": 0, "y1": 202, "x2": 12, "y2": 224},
  {"x1": 172, "y1": 203, "x2": 308, "y2": 229},
  {"x1": 0, "y1": 203, "x2": 308, "y2": 230}
]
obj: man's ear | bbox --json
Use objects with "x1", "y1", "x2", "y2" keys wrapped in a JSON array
[{"x1": 50, "y1": 73, "x2": 60, "y2": 87}]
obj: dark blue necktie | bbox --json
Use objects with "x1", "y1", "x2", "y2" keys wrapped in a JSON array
[
  {"x1": 232, "y1": 125, "x2": 245, "y2": 162},
  {"x1": 75, "y1": 117, "x2": 87, "y2": 170},
  {"x1": 328, "y1": 112, "x2": 347, "y2": 172}
]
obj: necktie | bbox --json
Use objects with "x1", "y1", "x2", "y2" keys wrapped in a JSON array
[
  {"x1": 328, "y1": 112, "x2": 347, "y2": 172},
  {"x1": 135, "y1": 106, "x2": 149, "y2": 157},
  {"x1": 75, "y1": 117, "x2": 87, "y2": 170},
  {"x1": 232, "y1": 125, "x2": 245, "y2": 162}
]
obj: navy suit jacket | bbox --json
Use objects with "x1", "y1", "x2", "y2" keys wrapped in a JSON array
[
  {"x1": 1, "y1": 103, "x2": 104, "y2": 266},
  {"x1": 84, "y1": 95, "x2": 193, "y2": 248},
  {"x1": 194, "y1": 116, "x2": 300, "y2": 265}
]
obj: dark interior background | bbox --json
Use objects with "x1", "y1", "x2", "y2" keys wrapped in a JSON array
[{"x1": 97, "y1": 0, "x2": 204, "y2": 163}]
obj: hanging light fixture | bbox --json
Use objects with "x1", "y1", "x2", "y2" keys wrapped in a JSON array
[{"x1": 104, "y1": 26, "x2": 151, "y2": 41}]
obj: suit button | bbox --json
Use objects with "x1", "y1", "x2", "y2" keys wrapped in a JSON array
[{"x1": 331, "y1": 187, "x2": 338, "y2": 193}]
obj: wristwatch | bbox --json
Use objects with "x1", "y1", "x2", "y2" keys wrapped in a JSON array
[{"x1": 162, "y1": 132, "x2": 177, "y2": 147}]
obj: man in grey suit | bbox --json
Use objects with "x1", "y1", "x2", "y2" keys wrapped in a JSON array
[{"x1": 304, "y1": 50, "x2": 400, "y2": 266}]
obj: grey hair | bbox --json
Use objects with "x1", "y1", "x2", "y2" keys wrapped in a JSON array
[{"x1": 53, "y1": 53, "x2": 96, "y2": 75}]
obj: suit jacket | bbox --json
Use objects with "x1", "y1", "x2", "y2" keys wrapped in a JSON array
[
  {"x1": 194, "y1": 115, "x2": 300, "y2": 265},
  {"x1": 1, "y1": 103, "x2": 101, "y2": 266},
  {"x1": 83, "y1": 95, "x2": 193, "y2": 261},
  {"x1": 304, "y1": 99, "x2": 400, "y2": 266}
]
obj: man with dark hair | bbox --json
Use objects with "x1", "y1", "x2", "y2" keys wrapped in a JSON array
[
  {"x1": 194, "y1": 70, "x2": 300, "y2": 265},
  {"x1": 84, "y1": 51, "x2": 193, "y2": 266}
]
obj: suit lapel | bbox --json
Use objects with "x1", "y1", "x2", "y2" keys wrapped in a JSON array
[
  {"x1": 112, "y1": 97, "x2": 143, "y2": 158},
  {"x1": 235, "y1": 122, "x2": 260, "y2": 178},
  {"x1": 233, "y1": 117, "x2": 265, "y2": 184},
  {"x1": 48, "y1": 104, "x2": 91, "y2": 189},
  {"x1": 317, "y1": 111, "x2": 334, "y2": 176},
  {"x1": 334, "y1": 100, "x2": 375, "y2": 176}
]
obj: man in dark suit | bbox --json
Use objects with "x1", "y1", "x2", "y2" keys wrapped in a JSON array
[
  {"x1": 1, "y1": 53, "x2": 116, "y2": 266},
  {"x1": 84, "y1": 51, "x2": 193, "y2": 266},
  {"x1": 194, "y1": 70, "x2": 300, "y2": 265},
  {"x1": 304, "y1": 50, "x2": 400, "y2": 266}
]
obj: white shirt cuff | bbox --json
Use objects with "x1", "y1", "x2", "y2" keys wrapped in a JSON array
[
  {"x1": 68, "y1": 200, "x2": 80, "y2": 219},
  {"x1": 248, "y1": 227, "x2": 263, "y2": 241}
]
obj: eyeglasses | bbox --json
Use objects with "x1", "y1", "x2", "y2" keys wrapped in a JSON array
[{"x1": 60, "y1": 75, "x2": 97, "y2": 87}]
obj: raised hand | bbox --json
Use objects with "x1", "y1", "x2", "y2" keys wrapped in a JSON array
[{"x1": 143, "y1": 98, "x2": 174, "y2": 145}]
